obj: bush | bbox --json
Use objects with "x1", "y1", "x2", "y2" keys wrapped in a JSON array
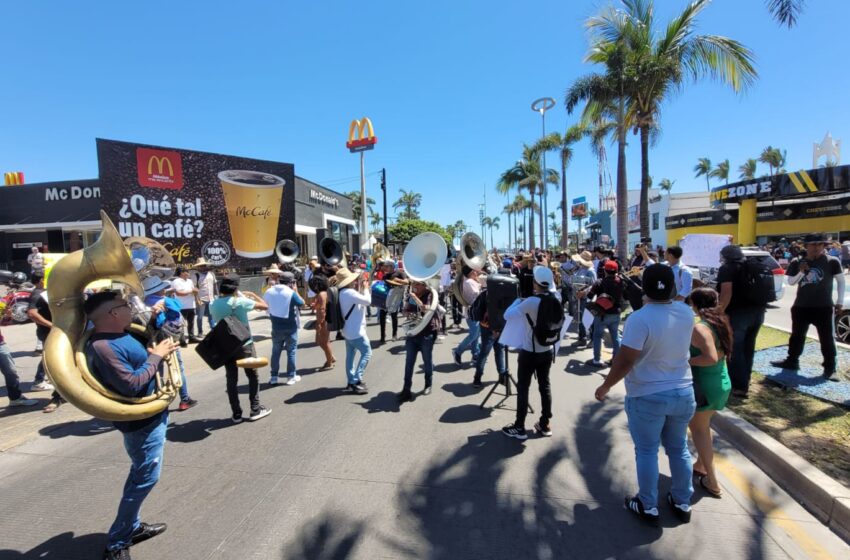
[{"x1": 388, "y1": 219, "x2": 453, "y2": 245}]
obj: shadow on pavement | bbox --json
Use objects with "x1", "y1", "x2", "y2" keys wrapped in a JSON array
[
  {"x1": 38, "y1": 418, "x2": 115, "y2": 439},
  {"x1": 0, "y1": 397, "x2": 50, "y2": 417},
  {"x1": 563, "y1": 359, "x2": 598, "y2": 376},
  {"x1": 166, "y1": 417, "x2": 235, "y2": 443},
  {"x1": 441, "y1": 382, "x2": 482, "y2": 398},
  {"x1": 0, "y1": 531, "x2": 107, "y2": 559},
  {"x1": 433, "y1": 363, "x2": 461, "y2": 373},
  {"x1": 283, "y1": 513, "x2": 364, "y2": 560},
  {"x1": 284, "y1": 387, "x2": 346, "y2": 405},
  {"x1": 438, "y1": 404, "x2": 491, "y2": 424},
  {"x1": 357, "y1": 391, "x2": 400, "y2": 414}
]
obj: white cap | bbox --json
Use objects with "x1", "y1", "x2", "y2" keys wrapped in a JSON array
[{"x1": 533, "y1": 265, "x2": 554, "y2": 288}]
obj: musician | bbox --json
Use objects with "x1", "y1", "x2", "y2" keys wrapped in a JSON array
[
  {"x1": 170, "y1": 266, "x2": 200, "y2": 344},
  {"x1": 571, "y1": 251, "x2": 597, "y2": 345},
  {"x1": 336, "y1": 267, "x2": 372, "y2": 395},
  {"x1": 517, "y1": 253, "x2": 536, "y2": 298},
  {"x1": 84, "y1": 291, "x2": 177, "y2": 560},
  {"x1": 501, "y1": 267, "x2": 558, "y2": 440},
  {"x1": 308, "y1": 270, "x2": 336, "y2": 369},
  {"x1": 397, "y1": 280, "x2": 440, "y2": 402},
  {"x1": 191, "y1": 258, "x2": 217, "y2": 336},
  {"x1": 473, "y1": 301, "x2": 508, "y2": 389},
  {"x1": 378, "y1": 260, "x2": 403, "y2": 343},
  {"x1": 581, "y1": 260, "x2": 624, "y2": 368},
  {"x1": 438, "y1": 259, "x2": 453, "y2": 337},
  {"x1": 264, "y1": 270, "x2": 304, "y2": 386},
  {"x1": 452, "y1": 266, "x2": 481, "y2": 367}
]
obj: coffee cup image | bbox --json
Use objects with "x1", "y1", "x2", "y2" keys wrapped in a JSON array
[{"x1": 218, "y1": 170, "x2": 285, "y2": 258}]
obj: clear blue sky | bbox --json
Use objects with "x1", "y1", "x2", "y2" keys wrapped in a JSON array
[{"x1": 2, "y1": 1, "x2": 848, "y2": 247}]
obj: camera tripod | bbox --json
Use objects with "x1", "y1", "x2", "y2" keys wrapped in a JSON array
[{"x1": 479, "y1": 370, "x2": 534, "y2": 413}]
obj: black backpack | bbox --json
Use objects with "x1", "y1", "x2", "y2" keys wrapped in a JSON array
[
  {"x1": 468, "y1": 289, "x2": 488, "y2": 322},
  {"x1": 526, "y1": 293, "x2": 565, "y2": 351},
  {"x1": 326, "y1": 286, "x2": 357, "y2": 332},
  {"x1": 195, "y1": 315, "x2": 252, "y2": 370},
  {"x1": 742, "y1": 259, "x2": 776, "y2": 305}
]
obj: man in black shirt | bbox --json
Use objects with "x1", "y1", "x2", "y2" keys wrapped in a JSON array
[
  {"x1": 26, "y1": 273, "x2": 55, "y2": 393},
  {"x1": 717, "y1": 245, "x2": 766, "y2": 397},
  {"x1": 770, "y1": 234, "x2": 844, "y2": 379},
  {"x1": 583, "y1": 260, "x2": 624, "y2": 367},
  {"x1": 397, "y1": 280, "x2": 439, "y2": 402},
  {"x1": 517, "y1": 253, "x2": 536, "y2": 299}
]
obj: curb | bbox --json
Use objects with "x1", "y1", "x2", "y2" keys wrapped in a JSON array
[{"x1": 713, "y1": 408, "x2": 850, "y2": 542}]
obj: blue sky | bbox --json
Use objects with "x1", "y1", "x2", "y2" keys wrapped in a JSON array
[{"x1": 2, "y1": 1, "x2": 848, "y2": 247}]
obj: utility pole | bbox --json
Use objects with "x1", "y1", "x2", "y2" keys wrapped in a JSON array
[{"x1": 381, "y1": 168, "x2": 388, "y2": 245}]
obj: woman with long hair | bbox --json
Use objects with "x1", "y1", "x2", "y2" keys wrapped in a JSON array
[
  {"x1": 309, "y1": 270, "x2": 336, "y2": 369},
  {"x1": 688, "y1": 287, "x2": 733, "y2": 497}
]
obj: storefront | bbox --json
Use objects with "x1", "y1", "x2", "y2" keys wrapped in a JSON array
[{"x1": 0, "y1": 140, "x2": 355, "y2": 272}]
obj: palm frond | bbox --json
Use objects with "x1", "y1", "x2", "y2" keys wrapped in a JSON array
[{"x1": 767, "y1": 0, "x2": 805, "y2": 28}]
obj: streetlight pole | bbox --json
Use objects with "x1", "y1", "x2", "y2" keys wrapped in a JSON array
[
  {"x1": 381, "y1": 168, "x2": 388, "y2": 245},
  {"x1": 531, "y1": 97, "x2": 555, "y2": 250}
]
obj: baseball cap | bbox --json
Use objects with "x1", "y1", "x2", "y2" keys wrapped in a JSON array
[
  {"x1": 533, "y1": 265, "x2": 554, "y2": 288},
  {"x1": 642, "y1": 264, "x2": 674, "y2": 301},
  {"x1": 603, "y1": 260, "x2": 619, "y2": 272}
]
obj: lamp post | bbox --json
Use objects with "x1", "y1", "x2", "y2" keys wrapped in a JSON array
[{"x1": 531, "y1": 97, "x2": 555, "y2": 250}]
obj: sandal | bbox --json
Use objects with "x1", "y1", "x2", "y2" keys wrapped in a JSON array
[
  {"x1": 699, "y1": 475, "x2": 723, "y2": 498},
  {"x1": 693, "y1": 467, "x2": 708, "y2": 478}
]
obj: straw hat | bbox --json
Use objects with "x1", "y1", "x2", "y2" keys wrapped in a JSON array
[
  {"x1": 334, "y1": 267, "x2": 360, "y2": 288},
  {"x1": 194, "y1": 257, "x2": 211, "y2": 268},
  {"x1": 264, "y1": 263, "x2": 284, "y2": 276},
  {"x1": 571, "y1": 251, "x2": 593, "y2": 268}
]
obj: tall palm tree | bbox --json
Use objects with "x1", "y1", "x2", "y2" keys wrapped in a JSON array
[
  {"x1": 585, "y1": 0, "x2": 756, "y2": 239},
  {"x1": 767, "y1": 0, "x2": 805, "y2": 27},
  {"x1": 345, "y1": 191, "x2": 376, "y2": 229},
  {"x1": 489, "y1": 216, "x2": 500, "y2": 248},
  {"x1": 532, "y1": 124, "x2": 584, "y2": 250},
  {"x1": 368, "y1": 209, "x2": 383, "y2": 236},
  {"x1": 498, "y1": 145, "x2": 558, "y2": 249},
  {"x1": 658, "y1": 178, "x2": 675, "y2": 194},
  {"x1": 393, "y1": 189, "x2": 422, "y2": 221},
  {"x1": 759, "y1": 146, "x2": 787, "y2": 176},
  {"x1": 738, "y1": 158, "x2": 758, "y2": 180},
  {"x1": 710, "y1": 159, "x2": 730, "y2": 185},
  {"x1": 694, "y1": 157, "x2": 713, "y2": 191},
  {"x1": 502, "y1": 203, "x2": 515, "y2": 251},
  {"x1": 512, "y1": 194, "x2": 530, "y2": 250}
]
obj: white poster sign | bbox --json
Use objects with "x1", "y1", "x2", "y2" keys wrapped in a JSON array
[{"x1": 680, "y1": 234, "x2": 733, "y2": 269}]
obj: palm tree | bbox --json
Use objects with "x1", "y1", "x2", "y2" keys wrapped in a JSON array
[
  {"x1": 498, "y1": 145, "x2": 558, "y2": 249},
  {"x1": 453, "y1": 220, "x2": 466, "y2": 247},
  {"x1": 345, "y1": 191, "x2": 376, "y2": 229},
  {"x1": 767, "y1": 0, "x2": 805, "y2": 28},
  {"x1": 658, "y1": 178, "x2": 675, "y2": 194},
  {"x1": 710, "y1": 159, "x2": 730, "y2": 184},
  {"x1": 759, "y1": 146, "x2": 787, "y2": 176},
  {"x1": 446, "y1": 224, "x2": 457, "y2": 246},
  {"x1": 532, "y1": 124, "x2": 584, "y2": 251},
  {"x1": 694, "y1": 157, "x2": 713, "y2": 191},
  {"x1": 512, "y1": 195, "x2": 530, "y2": 250},
  {"x1": 368, "y1": 209, "x2": 383, "y2": 236},
  {"x1": 489, "y1": 216, "x2": 500, "y2": 248},
  {"x1": 738, "y1": 158, "x2": 758, "y2": 180},
  {"x1": 392, "y1": 189, "x2": 422, "y2": 221},
  {"x1": 502, "y1": 203, "x2": 515, "y2": 252},
  {"x1": 584, "y1": 0, "x2": 756, "y2": 239}
]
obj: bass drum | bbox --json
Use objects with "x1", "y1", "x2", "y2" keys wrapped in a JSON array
[
  {"x1": 385, "y1": 286, "x2": 406, "y2": 314},
  {"x1": 371, "y1": 280, "x2": 389, "y2": 310}
]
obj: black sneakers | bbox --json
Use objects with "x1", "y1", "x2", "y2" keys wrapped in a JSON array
[
  {"x1": 823, "y1": 368, "x2": 838, "y2": 380},
  {"x1": 103, "y1": 547, "x2": 131, "y2": 560},
  {"x1": 422, "y1": 386, "x2": 432, "y2": 396},
  {"x1": 129, "y1": 522, "x2": 167, "y2": 545},
  {"x1": 397, "y1": 390, "x2": 413, "y2": 403},
  {"x1": 666, "y1": 492, "x2": 692, "y2": 523},
  {"x1": 624, "y1": 496, "x2": 660, "y2": 527},
  {"x1": 501, "y1": 424, "x2": 528, "y2": 440},
  {"x1": 354, "y1": 382, "x2": 368, "y2": 395},
  {"x1": 534, "y1": 422, "x2": 552, "y2": 437},
  {"x1": 247, "y1": 406, "x2": 271, "y2": 422},
  {"x1": 770, "y1": 358, "x2": 799, "y2": 370}
]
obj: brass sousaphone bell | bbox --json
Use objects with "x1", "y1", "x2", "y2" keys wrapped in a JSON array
[
  {"x1": 275, "y1": 239, "x2": 300, "y2": 264},
  {"x1": 401, "y1": 232, "x2": 447, "y2": 337},
  {"x1": 451, "y1": 231, "x2": 487, "y2": 307},
  {"x1": 319, "y1": 237, "x2": 347, "y2": 268}
]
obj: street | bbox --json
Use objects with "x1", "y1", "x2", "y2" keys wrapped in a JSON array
[{"x1": 1, "y1": 313, "x2": 849, "y2": 559}]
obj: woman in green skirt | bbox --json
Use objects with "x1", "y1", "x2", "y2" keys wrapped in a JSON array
[{"x1": 688, "y1": 288, "x2": 733, "y2": 497}]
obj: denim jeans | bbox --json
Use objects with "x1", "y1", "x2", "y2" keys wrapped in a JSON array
[
  {"x1": 403, "y1": 333, "x2": 435, "y2": 392},
  {"x1": 271, "y1": 328, "x2": 299, "y2": 377},
  {"x1": 592, "y1": 313, "x2": 621, "y2": 362},
  {"x1": 577, "y1": 299, "x2": 589, "y2": 339},
  {"x1": 34, "y1": 359, "x2": 47, "y2": 385},
  {"x1": 624, "y1": 387, "x2": 696, "y2": 509},
  {"x1": 454, "y1": 318, "x2": 480, "y2": 360},
  {"x1": 727, "y1": 307, "x2": 765, "y2": 392},
  {"x1": 176, "y1": 349, "x2": 190, "y2": 402},
  {"x1": 345, "y1": 335, "x2": 371, "y2": 385},
  {"x1": 107, "y1": 412, "x2": 168, "y2": 550},
  {"x1": 475, "y1": 326, "x2": 507, "y2": 380},
  {"x1": 195, "y1": 301, "x2": 216, "y2": 335},
  {"x1": 0, "y1": 342, "x2": 23, "y2": 401}
]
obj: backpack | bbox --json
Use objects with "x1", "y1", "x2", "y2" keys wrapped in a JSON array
[
  {"x1": 195, "y1": 300, "x2": 252, "y2": 370},
  {"x1": 326, "y1": 286, "x2": 357, "y2": 332},
  {"x1": 468, "y1": 289, "x2": 488, "y2": 322},
  {"x1": 742, "y1": 259, "x2": 776, "y2": 305},
  {"x1": 525, "y1": 293, "x2": 565, "y2": 351}
]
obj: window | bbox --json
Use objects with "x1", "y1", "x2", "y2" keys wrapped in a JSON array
[{"x1": 652, "y1": 213, "x2": 659, "y2": 231}]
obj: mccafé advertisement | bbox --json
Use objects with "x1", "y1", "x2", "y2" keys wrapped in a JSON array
[{"x1": 97, "y1": 139, "x2": 296, "y2": 269}]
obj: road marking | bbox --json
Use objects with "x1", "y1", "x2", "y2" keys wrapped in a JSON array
[{"x1": 714, "y1": 455, "x2": 835, "y2": 560}]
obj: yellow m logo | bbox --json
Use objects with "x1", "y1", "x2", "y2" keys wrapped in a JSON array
[
  {"x1": 147, "y1": 156, "x2": 174, "y2": 176},
  {"x1": 348, "y1": 118, "x2": 375, "y2": 142}
]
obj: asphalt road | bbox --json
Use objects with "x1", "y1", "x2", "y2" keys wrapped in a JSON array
[{"x1": 1, "y1": 313, "x2": 849, "y2": 559}]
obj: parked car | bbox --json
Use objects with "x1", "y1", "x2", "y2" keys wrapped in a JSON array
[
  {"x1": 694, "y1": 248, "x2": 785, "y2": 301},
  {"x1": 836, "y1": 291, "x2": 850, "y2": 344}
]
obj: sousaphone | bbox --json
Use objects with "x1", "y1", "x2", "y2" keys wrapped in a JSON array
[
  {"x1": 451, "y1": 231, "x2": 487, "y2": 307},
  {"x1": 401, "y1": 232, "x2": 447, "y2": 337}
]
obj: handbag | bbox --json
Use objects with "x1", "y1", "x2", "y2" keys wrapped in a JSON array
[{"x1": 195, "y1": 300, "x2": 251, "y2": 369}]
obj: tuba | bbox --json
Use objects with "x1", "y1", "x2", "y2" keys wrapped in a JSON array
[
  {"x1": 319, "y1": 237, "x2": 347, "y2": 270},
  {"x1": 44, "y1": 211, "x2": 182, "y2": 422},
  {"x1": 275, "y1": 239, "x2": 300, "y2": 265},
  {"x1": 451, "y1": 232, "x2": 487, "y2": 307},
  {"x1": 401, "y1": 232, "x2": 447, "y2": 337},
  {"x1": 370, "y1": 242, "x2": 390, "y2": 281}
]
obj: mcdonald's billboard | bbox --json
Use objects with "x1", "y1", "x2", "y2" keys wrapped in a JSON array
[
  {"x1": 346, "y1": 117, "x2": 377, "y2": 153},
  {"x1": 710, "y1": 164, "x2": 850, "y2": 207},
  {"x1": 98, "y1": 139, "x2": 296, "y2": 269}
]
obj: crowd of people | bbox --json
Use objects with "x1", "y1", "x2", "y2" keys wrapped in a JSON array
[{"x1": 0, "y1": 233, "x2": 847, "y2": 558}]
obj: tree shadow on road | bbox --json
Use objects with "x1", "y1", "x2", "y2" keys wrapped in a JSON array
[
  {"x1": 283, "y1": 512, "x2": 364, "y2": 560},
  {"x1": 0, "y1": 531, "x2": 106, "y2": 559},
  {"x1": 38, "y1": 418, "x2": 115, "y2": 439}
]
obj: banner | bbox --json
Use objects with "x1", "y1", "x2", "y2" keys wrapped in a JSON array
[
  {"x1": 666, "y1": 209, "x2": 737, "y2": 229},
  {"x1": 571, "y1": 202, "x2": 588, "y2": 219},
  {"x1": 710, "y1": 164, "x2": 850, "y2": 207},
  {"x1": 98, "y1": 139, "x2": 295, "y2": 268}
]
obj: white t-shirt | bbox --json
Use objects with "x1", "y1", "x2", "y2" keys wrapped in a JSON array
[
  {"x1": 195, "y1": 271, "x2": 217, "y2": 302},
  {"x1": 502, "y1": 295, "x2": 554, "y2": 353},
  {"x1": 263, "y1": 284, "x2": 296, "y2": 319},
  {"x1": 620, "y1": 302, "x2": 694, "y2": 397},
  {"x1": 170, "y1": 277, "x2": 196, "y2": 310},
  {"x1": 462, "y1": 276, "x2": 481, "y2": 309},
  {"x1": 339, "y1": 288, "x2": 372, "y2": 341},
  {"x1": 670, "y1": 263, "x2": 694, "y2": 300},
  {"x1": 439, "y1": 264, "x2": 452, "y2": 290}
]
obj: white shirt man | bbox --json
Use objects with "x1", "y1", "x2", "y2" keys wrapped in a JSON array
[
  {"x1": 336, "y1": 269, "x2": 372, "y2": 394},
  {"x1": 664, "y1": 246, "x2": 693, "y2": 302},
  {"x1": 263, "y1": 271, "x2": 305, "y2": 385},
  {"x1": 28, "y1": 248, "x2": 44, "y2": 276}
]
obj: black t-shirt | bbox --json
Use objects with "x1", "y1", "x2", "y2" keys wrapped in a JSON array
[
  {"x1": 716, "y1": 261, "x2": 759, "y2": 313},
  {"x1": 517, "y1": 266, "x2": 535, "y2": 299},
  {"x1": 786, "y1": 255, "x2": 842, "y2": 308},
  {"x1": 28, "y1": 287, "x2": 52, "y2": 340},
  {"x1": 589, "y1": 275, "x2": 624, "y2": 314}
]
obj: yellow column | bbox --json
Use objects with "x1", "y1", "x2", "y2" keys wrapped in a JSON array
[{"x1": 738, "y1": 198, "x2": 757, "y2": 245}]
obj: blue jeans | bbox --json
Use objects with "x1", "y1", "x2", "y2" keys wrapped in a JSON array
[
  {"x1": 107, "y1": 412, "x2": 169, "y2": 550},
  {"x1": 454, "y1": 318, "x2": 480, "y2": 360},
  {"x1": 404, "y1": 333, "x2": 435, "y2": 391},
  {"x1": 0, "y1": 342, "x2": 22, "y2": 401},
  {"x1": 271, "y1": 328, "x2": 299, "y2": 377},
  {"x1": 475, "y1": 326, "x2": 507, "y2": 379},
  {"x1": 175, "y1": 350, "x2": 190, "y2": 402},
  {"x1": 592, "y1": 313, "x2": 621, "y2": 362},
  {"x1": 195, "y1": 301, "x2": 216, "y2": 336},
  {"x1": 625, "y1": 387, "x2": 696, "y2": 509},
  {"x1": 727, "y1": 307, "x2": 765, "y2": 392},
  {"x1": 345, "y1": 335, "x2": 371, "y2": 385}
]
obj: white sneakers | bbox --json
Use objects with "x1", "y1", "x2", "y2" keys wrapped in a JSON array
[
  {"x1": 285, "y1": 375, "x2": 302, "y2": 386},
  {"x1": 31, "y1": 382, "x2": 54, "y2": 392}
]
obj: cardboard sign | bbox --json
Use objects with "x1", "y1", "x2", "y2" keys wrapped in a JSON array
[{"x1": 680, "y1": 234, "x2": 732, "y2": 269}]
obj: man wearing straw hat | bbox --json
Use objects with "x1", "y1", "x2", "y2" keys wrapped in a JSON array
[
  {"x1": 263, "y1": 266, "x2": 304, "y2": 386},
  {"x1": 192, "y1": 258, "x2": 217, "y2": 338},
  {"x1": 335, "y1": 267, "x2": 372, "y2": 395},
  {"x1": 572, "y1": 250, "x2": 597, "y2": 345}
]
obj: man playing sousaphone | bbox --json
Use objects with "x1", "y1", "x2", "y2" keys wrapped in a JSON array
[{"x1": 397, "y1": 279, "x2": 440, "y2": 403}]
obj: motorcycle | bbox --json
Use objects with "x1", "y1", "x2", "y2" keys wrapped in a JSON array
[{"x1": 0, "y1": 270, "x2": 35, "y2": 325}]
